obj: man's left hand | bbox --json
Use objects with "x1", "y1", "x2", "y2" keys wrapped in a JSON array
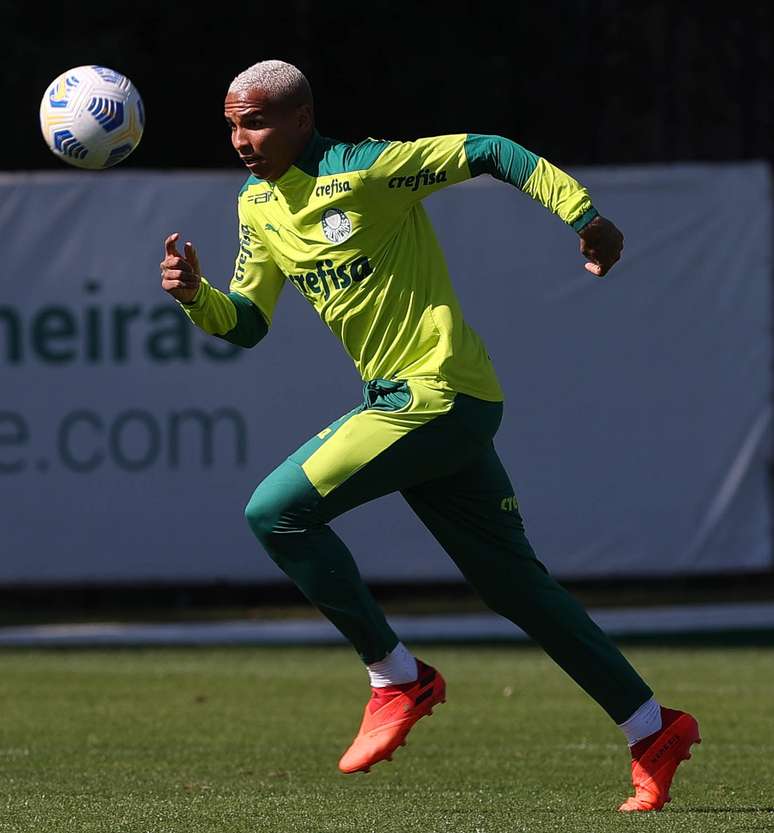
[{"x1": 578, "y1": 216, "x2": 624, "y2": 277}]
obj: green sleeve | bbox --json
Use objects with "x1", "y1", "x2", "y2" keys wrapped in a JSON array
[
  {"x1": 463, "y1": 134, "x2": 599, "y2": 231},
  {"x1": 178, "y1": 277, "x2": 268, "y2": 348},
  {"x1": 464, "y1": 133, "x2": 540, "y2": 188}
]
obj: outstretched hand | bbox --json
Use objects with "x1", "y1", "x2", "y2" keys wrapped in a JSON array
[
  {"x1": 160, "y1": 232, "x2": 202, "y2": 303},
  {"x1": 578, "y1": 216, "x2": 624, "y2": 277}
]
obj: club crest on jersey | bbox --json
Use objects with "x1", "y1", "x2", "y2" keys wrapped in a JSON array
[{"x1": 321, "y1": 208, "x2": 352, "y2": 244}]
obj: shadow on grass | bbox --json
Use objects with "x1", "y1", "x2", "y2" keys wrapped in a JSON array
[{"x1": 667, "y1": 806, "x2": 774, "y2": 813}]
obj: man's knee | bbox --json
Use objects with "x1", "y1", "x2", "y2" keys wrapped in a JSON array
[
  {"x1": 467, "y1": 543, "x2": 552, "y2": 613},
  {"x1": 244, "y1": 488, "x2": 276, "y2": 541},
  {"x1": 244, "y1": 459, "x2": 322, "y2": 541}
]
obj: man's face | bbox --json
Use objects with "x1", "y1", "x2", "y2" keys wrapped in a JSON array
[{"x1": 224, "y1": 88, "x2": 312, "y2": 182}]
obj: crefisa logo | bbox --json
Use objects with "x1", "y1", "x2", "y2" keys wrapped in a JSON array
[{"x1": 321, "y1": 208, "x2": 352, "y2": 244}]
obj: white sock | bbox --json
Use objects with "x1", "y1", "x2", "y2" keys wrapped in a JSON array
[
  {"x1": 366, "y1": 642, "x2": 418, "y2": 688},
  {"x1": 617, "y1": 697, "x2": 663, "y2": 746}
]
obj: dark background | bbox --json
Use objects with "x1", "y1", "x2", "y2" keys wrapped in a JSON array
[
  {"x1": 2, "y1": 1, "x2": 773, "y2": 619},
  {"x1": 3, "y1": 1, "x2": 772, "y2": 170}
]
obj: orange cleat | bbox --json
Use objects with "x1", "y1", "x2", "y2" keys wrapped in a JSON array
[
  {"x1": 618, "y1": 706, "x2": 701, "y2": 812},
  {"x1": 338, "y1": 659, "x2": 446, "y2": 774}
]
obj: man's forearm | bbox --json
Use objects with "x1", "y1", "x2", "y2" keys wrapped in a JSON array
[
  {"x1": 464, "y1": 134, "x2": 598, "y2": 231},
  {"x1": 178, "y1": 277, "x2": 269, "y2": 348}
]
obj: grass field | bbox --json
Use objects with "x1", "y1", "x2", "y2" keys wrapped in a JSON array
[{"x1": 0, "y1": 645, "x2": 772, "y2": 832}]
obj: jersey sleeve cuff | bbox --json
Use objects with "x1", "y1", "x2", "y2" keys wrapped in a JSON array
[
  {"x1": 572, "y1": 207, "x2": 600, "y2": 233},
  {"x1": 177, "y1": 276, "x2": 209, "y2": 309}
]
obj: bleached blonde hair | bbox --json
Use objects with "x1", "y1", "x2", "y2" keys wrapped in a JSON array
[{"x1": 228, "y1": 59, "x2": 313, "y2": 109}]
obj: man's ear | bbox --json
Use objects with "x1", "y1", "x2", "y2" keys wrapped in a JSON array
[{"x1": 297, "y1": 103, "x2": 314, "y2": 131}]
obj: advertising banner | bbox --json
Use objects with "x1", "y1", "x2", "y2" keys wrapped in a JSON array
[{"x1": 1, "y1": 162, "x2": 770, "y2": 582}]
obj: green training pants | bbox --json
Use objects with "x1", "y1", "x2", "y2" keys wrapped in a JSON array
[{"x1": 245, "y1": 376, "x2": 652, "y2": 723}]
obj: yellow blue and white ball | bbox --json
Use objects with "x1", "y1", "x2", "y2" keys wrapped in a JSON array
[{"x1": 39, "y1": 65, "x2": 144, "y2": 170}]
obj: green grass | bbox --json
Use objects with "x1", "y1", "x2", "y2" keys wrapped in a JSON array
[{"x1": 0, "y1": 646, "x2": 772, "y2": 832}]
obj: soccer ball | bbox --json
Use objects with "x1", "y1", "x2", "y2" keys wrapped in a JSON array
[{"x1": 39, "y1": 65, "x2": 144, "y2": 170}]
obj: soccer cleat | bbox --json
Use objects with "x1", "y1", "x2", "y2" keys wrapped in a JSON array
[
  {"x1": 338, "y1": 659, "x2": 446, "y2": 774},
  {"x1": 618, "y1": 706, "x2": 701, "y2": 812}
]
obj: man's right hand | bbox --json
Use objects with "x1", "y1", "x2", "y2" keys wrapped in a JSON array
[{"x1": 160, "y1": 232, "x2": 202, "y2": 303}]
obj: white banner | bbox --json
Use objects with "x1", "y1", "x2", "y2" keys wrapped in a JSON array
[{"x1": 0, "y1": 162, "x2": 770, "y2": 583}]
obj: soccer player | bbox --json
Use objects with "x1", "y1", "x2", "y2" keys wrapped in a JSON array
[{"x1": 160, "y1": 59, "x2": 700, "y2": 812}]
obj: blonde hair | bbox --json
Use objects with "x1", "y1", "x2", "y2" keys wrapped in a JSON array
[{"x1": 228, "y1": 59, "x2": 313, "y2": 109}]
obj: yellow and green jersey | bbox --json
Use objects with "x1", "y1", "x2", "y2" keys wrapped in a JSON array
[{"x1": 179, "y1": 130, "x2": 598, "y2": 402}]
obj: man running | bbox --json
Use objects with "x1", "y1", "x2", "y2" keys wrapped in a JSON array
[{"x1": 160, "y1": 59, "x2": 700, "y2": 812}]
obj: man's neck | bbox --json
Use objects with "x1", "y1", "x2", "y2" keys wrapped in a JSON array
[
  {"x1": 292, "y1": 127, "x2": 320, "y2": 167},
  {"x1": 265, "y1": 128, "x2": 319, "y2": 184}
]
